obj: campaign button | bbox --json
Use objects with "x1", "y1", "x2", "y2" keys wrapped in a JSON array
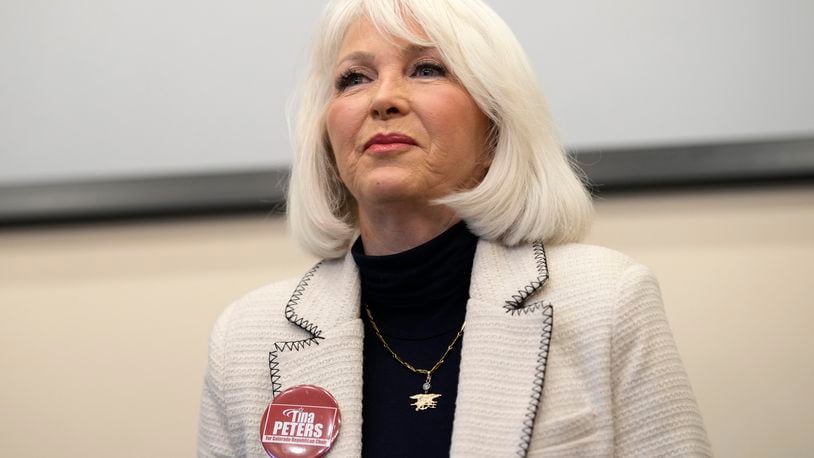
[{"x1": 259, "y1": 385, "x2": 341, "y2": 458}]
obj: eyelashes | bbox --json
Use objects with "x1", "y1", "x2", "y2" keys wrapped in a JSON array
[
  {"x1": 335, "y1": 69, "x2": 371, "y2": 91},
  {"x1": 334, "y1": 61, "x2": 449, "y2": 92},
  {"x1": 412, "y1": 61, "x2": 446, "y2": 78}
]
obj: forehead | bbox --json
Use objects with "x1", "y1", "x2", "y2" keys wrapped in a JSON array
[{"x1": 335, "y1": 18, "x2": 434, "y2": 63}]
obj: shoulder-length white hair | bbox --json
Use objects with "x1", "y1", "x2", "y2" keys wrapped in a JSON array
[{"x1": 287, "y1": 0, "x2": 593, "y2": 259}]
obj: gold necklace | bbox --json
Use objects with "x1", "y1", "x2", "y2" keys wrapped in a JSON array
[{"x1": 364, "y1": 303, "x2": 466, "y2": 412}]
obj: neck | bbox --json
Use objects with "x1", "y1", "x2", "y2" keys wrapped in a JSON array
[{"x1": 357, "y1": 203, "x2": 460, "y2": 256}]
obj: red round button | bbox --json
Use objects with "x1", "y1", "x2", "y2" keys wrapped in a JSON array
[{"x1": 259, "y1": 385, "x2": 342, "y2": 458}]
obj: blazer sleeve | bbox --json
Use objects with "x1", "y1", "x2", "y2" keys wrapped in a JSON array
[
  {"x1": 197, "y1": 306, "x2": 237, "y2": 458},
  {"x1": 610, "y1": 264, "x2": 713, "y2": 457}
]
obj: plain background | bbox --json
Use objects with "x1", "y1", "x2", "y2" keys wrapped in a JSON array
[{"x1": 1, "y1": 0, "x2": 812, "y2": 184}]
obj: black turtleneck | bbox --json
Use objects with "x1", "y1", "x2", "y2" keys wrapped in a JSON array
[{"x1": 352, "y1": 221, "x2": 478, "y2": 458}]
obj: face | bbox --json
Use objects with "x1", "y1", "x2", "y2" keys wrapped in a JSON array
[{"x1": 325, "y1": 19, "x2": 492, "y2": 213}]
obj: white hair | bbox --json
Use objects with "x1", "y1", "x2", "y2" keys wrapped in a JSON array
[{"x1": 287, "y1": 0, "x2": 593, "y2": 259}]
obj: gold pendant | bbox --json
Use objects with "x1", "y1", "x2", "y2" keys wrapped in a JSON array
[{"x1": 410, "y1": 393, "x2": 441, "y2": 411}]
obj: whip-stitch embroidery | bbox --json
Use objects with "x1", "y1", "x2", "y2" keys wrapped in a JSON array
[{"x1": 268, "y1": 262, "x2": 326, "y2": 396}]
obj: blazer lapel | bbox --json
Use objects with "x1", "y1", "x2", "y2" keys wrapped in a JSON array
[
  {"x1": 450, "y1": 240, "x2": 554, "y2": 458},
  {"x1": 268, "y1": 254, "x2": 365, "y2": 457}
]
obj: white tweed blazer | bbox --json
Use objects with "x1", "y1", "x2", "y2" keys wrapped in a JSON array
[{"x1": 198, "y1": 241, "x2": 712, "y2": 457}]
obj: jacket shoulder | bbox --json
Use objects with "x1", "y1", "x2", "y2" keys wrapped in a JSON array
[
  {"x1": 208, "y1": 270, "x2": 317, "y2": 351},
  {"x1": 221, "y1": 277, "x2": 298, "y2": 323},
  {"x1": 535, "y1": 243, "x2": 660, "y2": 327},
  {"x1": 544, "y1": 242, "x2": 643, "y2": 282}
]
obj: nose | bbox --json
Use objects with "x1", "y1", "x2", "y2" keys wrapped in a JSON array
[{"x1": 369, "y1": 75, "x2": 409, "y2": 121}]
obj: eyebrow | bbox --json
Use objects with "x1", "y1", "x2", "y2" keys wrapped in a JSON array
[
  {"x1": 335, "y1": 51, "x2": 375, "y2": 67},
  {"x1": 402, "y1": 44, "x2": 435, "y2": 57},
  {"x1": 335, "y1": 44, "x2": 439, "y2": 67}
]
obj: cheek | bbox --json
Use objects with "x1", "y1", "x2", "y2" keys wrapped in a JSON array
[
  {"x1": 325, "y1": 102, "x2": 364, "y2": 190},
  {"x1": 421, "y1": 91, "x2": 490, "y2": 165},
  {"x1": 325, "y1": 105, "x2": 347, "y2": 153},
  {"x1": 325, "y1": 100, "x2": 365, "y2": 156}
]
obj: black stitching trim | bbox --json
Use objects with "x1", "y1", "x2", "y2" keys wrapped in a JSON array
[
  {"x1": 517, "y1": 304, "x2": 553, "y2": 457},
  {"x1": 268, "y1": 261, "x2": 326, "y2": 397},
  {"x1": 284, "y1": 262, "x2": 324, "y2": 338},
  {"x1": 511, "y1": 300, "x2": 552, "y2": 316},
  {"x1": 504, "y1": 241, "x2": 550, "y2": 314},
  {"x1": 268, "y1": 351, "x2": 281, "y2": 395},
  {"x1": 274, "y1": 339, "x2": 321, "y2": 352}
]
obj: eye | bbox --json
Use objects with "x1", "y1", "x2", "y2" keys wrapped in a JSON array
[
  {"x1": 412, "y1": 61, "x2": 447, "y2": 78},
  {"x1": 335, "y1": 70, "x2": 371, "y2": 91}
]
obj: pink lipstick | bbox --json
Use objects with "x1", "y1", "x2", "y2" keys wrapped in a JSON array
[{"x1": 364, "y1": 133, "x2": 417, "y2": 154}]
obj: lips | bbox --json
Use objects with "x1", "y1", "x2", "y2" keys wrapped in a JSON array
[{"x1": 364, "y1": 133, "x2": 417, "y2": 152}]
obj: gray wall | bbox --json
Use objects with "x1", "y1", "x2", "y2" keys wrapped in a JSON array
[{"x1": 2, "y1": 0, "x2": 812, "y2": 186}]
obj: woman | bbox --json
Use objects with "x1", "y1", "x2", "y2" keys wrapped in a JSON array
[{"x1": 199, "y1": 0, "x2": 712, "y2": 456}]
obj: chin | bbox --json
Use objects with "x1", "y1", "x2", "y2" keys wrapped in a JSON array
[
  {"x1": 357, "y1": 173, "x2": 422, "y2": 206},
  {"x1": 361, "y1": 186, "x2": 418, "y2": 205}
]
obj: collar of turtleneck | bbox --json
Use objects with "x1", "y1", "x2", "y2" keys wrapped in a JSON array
[{"x1": 351, "y1": 220, "x2": 478, "y2": 339}]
